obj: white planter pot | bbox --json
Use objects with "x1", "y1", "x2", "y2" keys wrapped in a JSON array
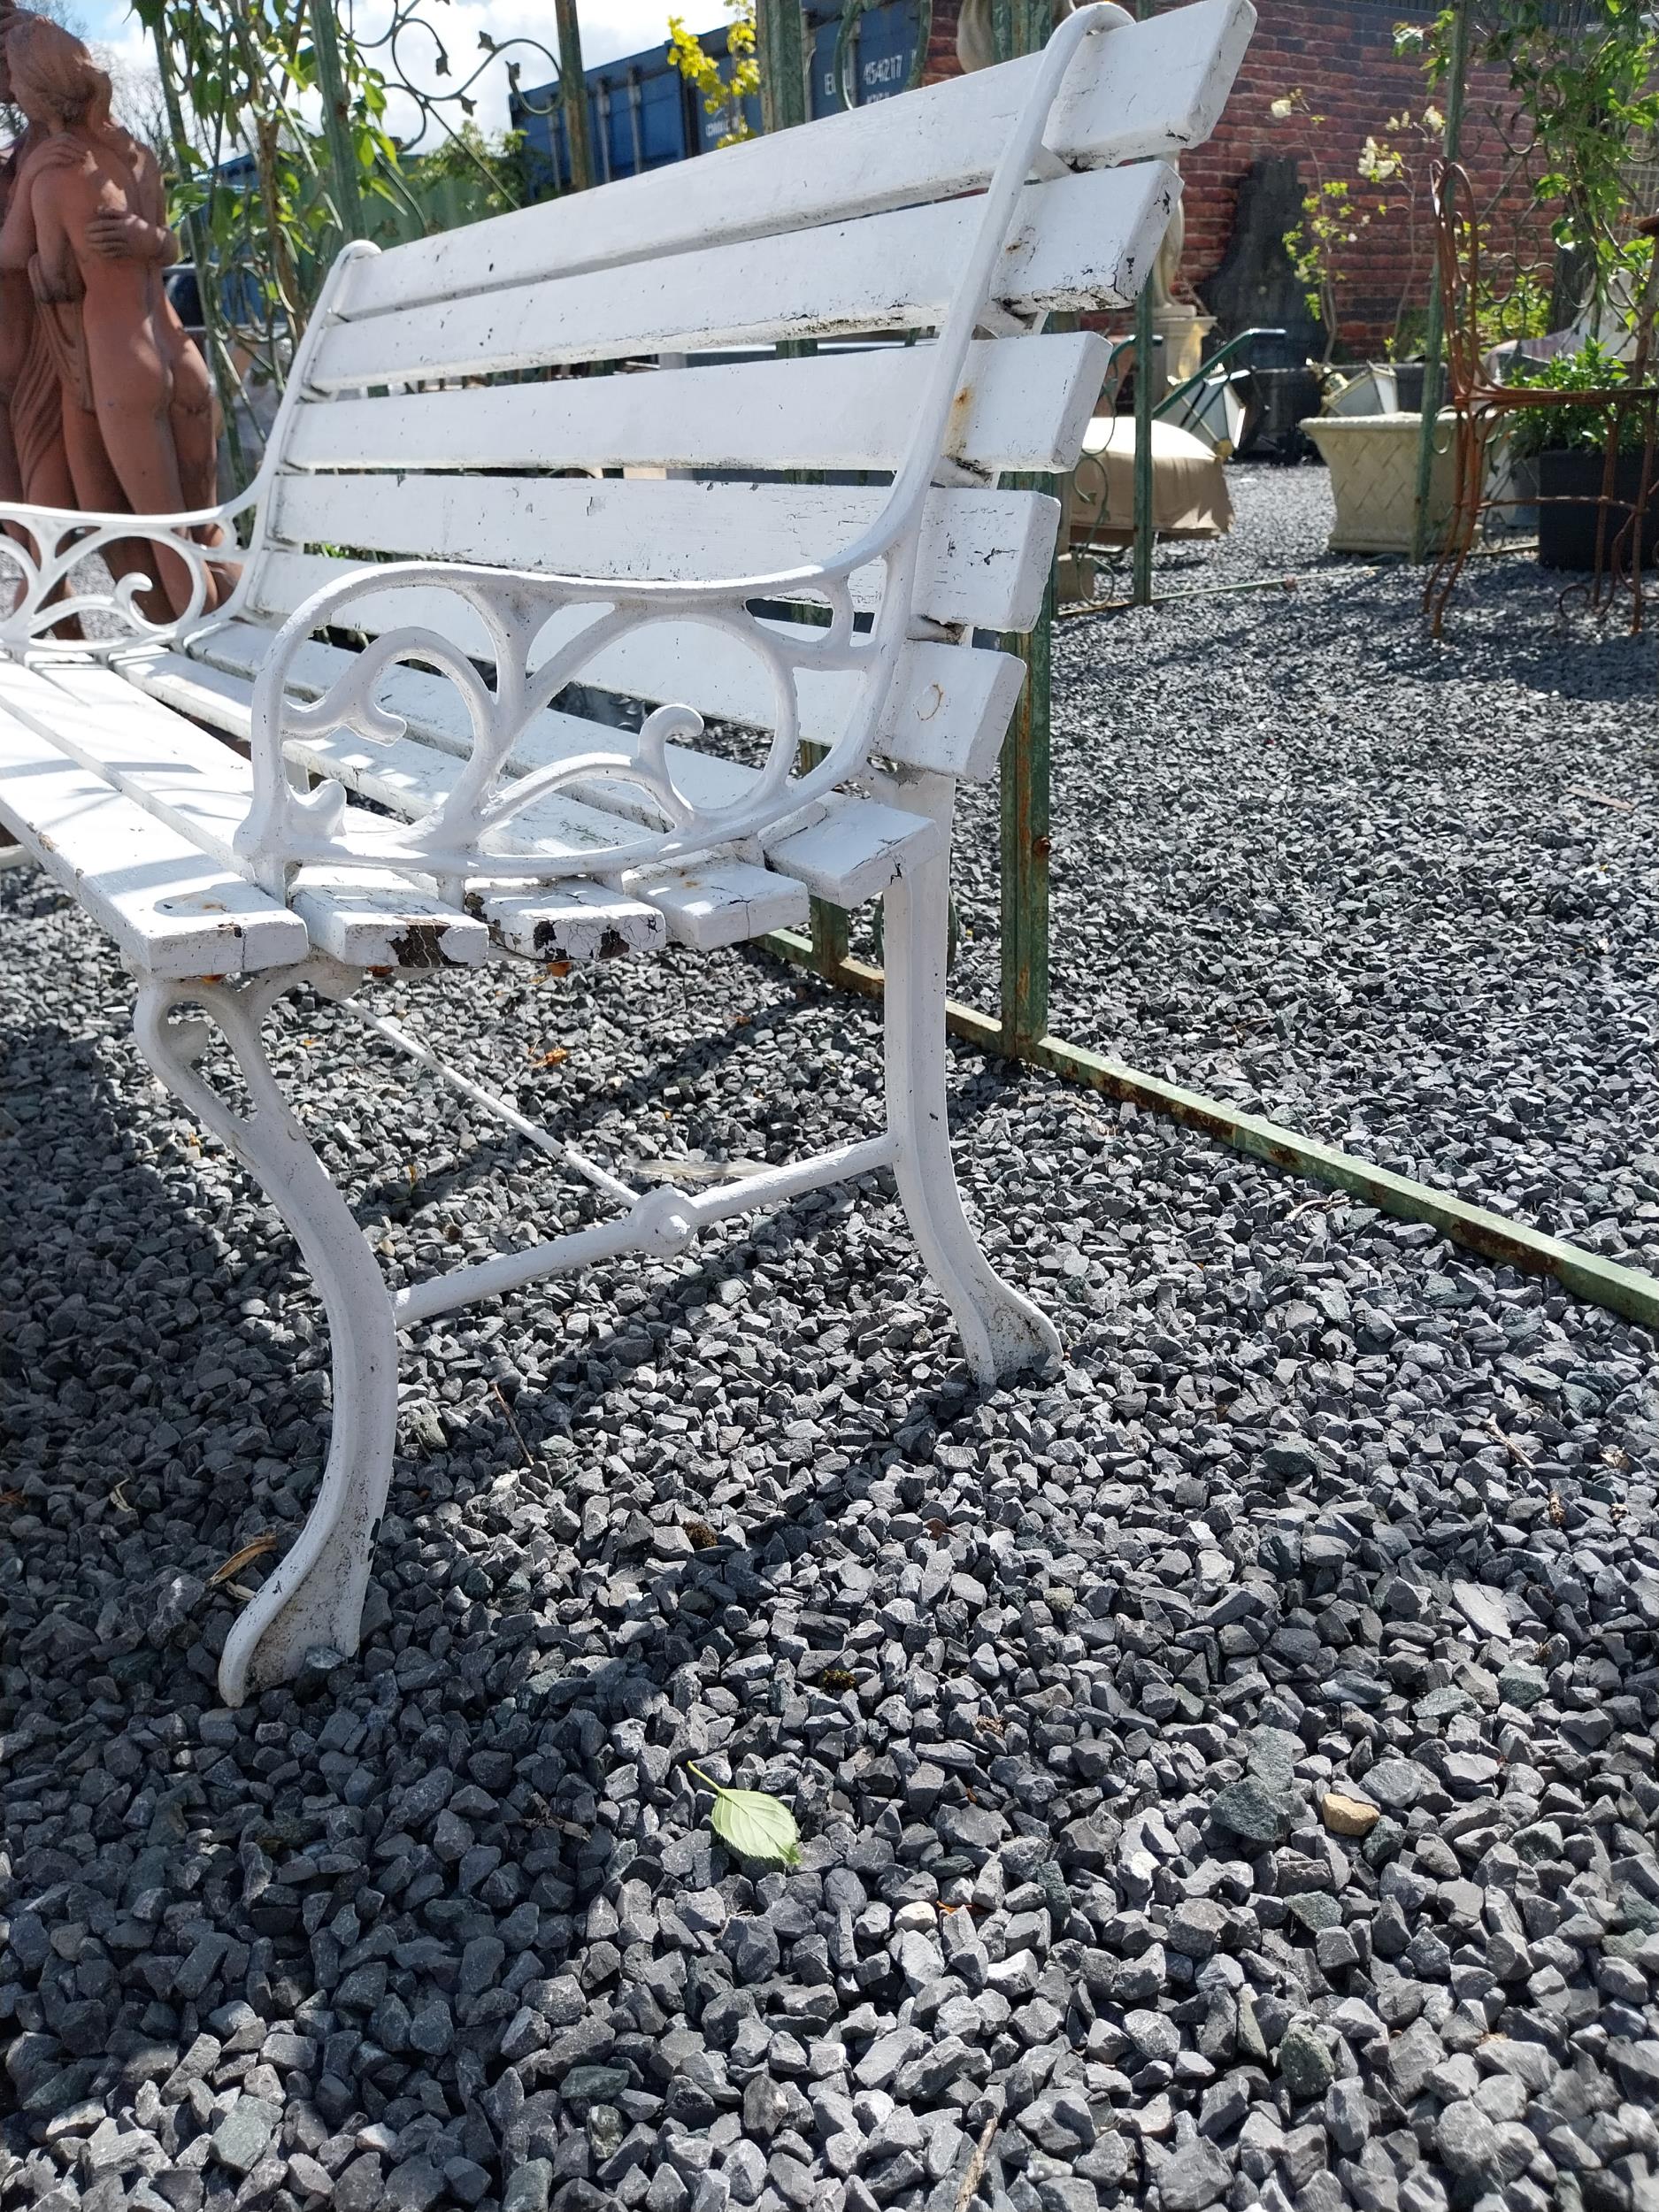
[
  {"x1": 1302, "y1": 411, "x2": 1458, "y2": 556},
  {"x1": 1324, "y1": 364, "x2": 1400, "y2": 416}
]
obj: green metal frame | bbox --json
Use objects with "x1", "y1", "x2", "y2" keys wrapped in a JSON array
[
  {"x1": 1155, "y1": 324, "x2": 1286, "y2": 422},
  {"x1": 554, "y1": 0, "x2": 597, "y2": 195}
]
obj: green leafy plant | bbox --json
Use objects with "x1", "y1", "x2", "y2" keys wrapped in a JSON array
[
  {"x1": 407, "y1": 119, "x2": 535, "y2": 222},
  {"x1": 1477, "y1": 267, "x2": 1553, "y2": 347},
  {"x1": 1400, "y1": 1, "x2": 1659, "y2": 325},
  {"x1": 687, "y1": 1763, "x2": 802, "y2": 1868},
  {"x1": 1273, "y1": 90, "x2": 1444, "y2": 361},
  {"x1": 1502, "y1": 336, "x2": 1646, "y2": 459},
  {"x1": 667, "y1": 0, "x2": 759, "y2": 149}
]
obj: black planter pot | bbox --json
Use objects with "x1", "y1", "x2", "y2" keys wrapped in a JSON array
[
  {"x1": 1393, "y1": 362, "x2": 1427, "y2": 414},
  {"x1": 1238, "y1": 366, "x2": 1324, "y2": 462},
  {"x1": 1536, "y1": 448, "x2": 1659, "y2": 571}
]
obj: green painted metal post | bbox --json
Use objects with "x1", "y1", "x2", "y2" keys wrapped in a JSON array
[
  {"x1": 757, "y1": 0, "x2": 810, "y2": 133},
  {"x1": 308, "y1": 0, "x2": 365, "y2": 242},
  {"x1": 553, "y1": 0, "x2": 597, "y2": 195},
  {"x1": 987, "y1": 0, "x2": 1054, "y2": 1050},
  {"x1": 1409, "y1": 0, "x2": 1471, "y2": 564},
  {"x1": 1132, "y1": 261, "x2": 1156, "y2": 603},
  {"x1": 1132, "y1": 0, "x2": 1156, "y2": 603},
  {"x1": 999, "y1": 534, "x2": 1053, "y2": 1050},
  {"x1": 555, "y1": 0, "x2": 596, "y2": 194}
]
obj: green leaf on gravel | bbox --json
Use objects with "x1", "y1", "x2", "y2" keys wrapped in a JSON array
[{"x1": 688, "y1": 1763, "x2": 801, "y2": 1868}]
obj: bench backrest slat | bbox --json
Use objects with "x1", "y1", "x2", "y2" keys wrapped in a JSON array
[
  {"x1": 284, "y1": 333, "x2": 1106, "y2": 480},
  {"x1": 266, "y1": 477, "x2": 1058, "y2": 633},
  {"x1": 308, "y1": 166, "x2": 1173, "y2": 389}
]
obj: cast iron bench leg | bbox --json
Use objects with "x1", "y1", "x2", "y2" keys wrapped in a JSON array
[
  {"x1": 134, "y1": 970, "x2": 398, "y2": 1707},
  {"x1": 882, "y1": 852, "x2": 1060, "y2": 1387}
]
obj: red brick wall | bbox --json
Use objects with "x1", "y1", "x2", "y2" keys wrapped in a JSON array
[{"x1": 923, "y1": 0, "x2": 1553, "y2": 359}]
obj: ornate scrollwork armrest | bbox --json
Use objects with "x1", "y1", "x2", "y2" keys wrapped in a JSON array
[
  {"x1": 234, "y1": 557, "x2": 888, "y2": 896},
  {"x1": 0, "y1": 487, "x2": 257, "y2": 654}
]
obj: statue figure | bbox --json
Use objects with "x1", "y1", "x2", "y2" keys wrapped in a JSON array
[
  {"x1": 0, "y1": 12, "x2": 230, "y2": 618},
  {"x1": 0, "y1": 4, "x2": 82, "y2": 631},
  {"x1": 1148, "y1": 185, "x2": 1192, "y2": 321}
]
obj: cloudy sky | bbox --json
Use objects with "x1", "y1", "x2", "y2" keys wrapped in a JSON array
[{"x1": 78, "y1": 0, "x2": 721, "y2": 138}]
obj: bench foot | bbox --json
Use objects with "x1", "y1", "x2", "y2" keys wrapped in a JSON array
[
  {"x1": 882, "y1": 859, "x2": 1060, "y2": 1386},
  {"x1": 134, "y1": 971, "x2": 398, "y2": 1707}
]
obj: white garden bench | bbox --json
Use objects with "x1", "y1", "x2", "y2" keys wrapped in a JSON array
[{"x1": 0, "y1": 0, "x2": 1252, "y2": 1705}]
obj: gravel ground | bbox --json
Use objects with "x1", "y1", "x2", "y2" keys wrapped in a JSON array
[
  {"x1": 5, "y1": 795, "x2": 1659, "y2": 2212},
  {"x1": 945, "y1": 463, "x2": 1659, "y2": 1272}
]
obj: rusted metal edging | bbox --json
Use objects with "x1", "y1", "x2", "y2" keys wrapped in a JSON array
[{"x1": 762, "y1": 931, "x2": 1659, "y2": 1330}]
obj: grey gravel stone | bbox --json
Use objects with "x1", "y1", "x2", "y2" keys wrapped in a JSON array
[
  {"x1": 210, "y1": 2098, "x2": 279, "y2": 2176},
  {"x1": 1156, "y1": 2137, "x2": 1233, "y2": 2212},
  {"x1": 4, "y1": 464, "x2": 1659, "y2": 2212},
  {"x1": 1210, "y1": 1778, "x2": 1294, "y2": 1845},
  {"x1": 1278, "y1": 2022, "x2": 1337, "y2": 2101}
]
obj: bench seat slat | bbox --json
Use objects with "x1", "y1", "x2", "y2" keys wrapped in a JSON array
[
  {"x1": 283, "y1": 721, "x2": 812, "y2": 946},
  {"x1": 310, "y1": 166, "x2": 1174, "y2": 388},
  {"x1": 287, "y1": 872, "x2": 488, "y2": 970},
  {"x1": 283, "y1": 333, "x2": 1109, "y2": 480},
  {"x1": 2, "y1": 660, "x2": 492, "y2": 971},
  {"x1": 472, "y1": 882, "x2": 668, "y2": 963},
  {"x1": 0, "y1": 708, "x2": 307, "y2": 977},
  {"x1": 335, "y1": 0, "x2": 1253, "y2": 319},
  {"x1": 266, "y1": 477, "x2": 1059, "y2": 633}
]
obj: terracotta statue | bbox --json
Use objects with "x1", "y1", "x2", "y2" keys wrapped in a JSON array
[
  {"x1": 0, "y1": 4, "x2": 81, "y2": 632},
  {"x1": 0, "y1": 12, "x2": 230, "y2": 618}
]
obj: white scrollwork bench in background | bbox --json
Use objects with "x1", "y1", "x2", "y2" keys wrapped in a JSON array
[{"x1": 0, "y1": 0, "x2": 1254, "y2": 1704}]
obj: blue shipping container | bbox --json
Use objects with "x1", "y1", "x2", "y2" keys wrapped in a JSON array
[{"x1": 514, "y1": 0, "x2": 919, "y2": 195}]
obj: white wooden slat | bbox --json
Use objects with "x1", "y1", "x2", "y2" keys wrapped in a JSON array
[
  {"x1": 310, "y1": 166, "x2": 1176, "y2": 387},
  {"x1": 267, "y1": 475, "x2": 1059, "y2": 632},
  {"x1": 287, "y1": 873, "x2": 488, "y2": 970},
  {"x1": 131, "y1": 628, "x2": 947, "y2": 902},
  {"x1": 627, "y1": 856, "x2": 808, "y2": 944},
  {"x1": 5, "y1": 659, "x2": 490, "y2": 972},
  {"x1": 333, "y1": 0, "x2": 1254, "y2": 319},
  {"x1": 283, "y1": 334, "x2": 1110, "y2": 479},
  {"x1": 0, "y1": 657, "x2": 250, "y2": 862},
  {"x1": 473, "y1": 882, "x2": 667, "y2": 964},
  {"x1": 765, "y1": 800, "x2": 945, "y2": 908},
  {"x1": 196, "y1": 599, "x2": 1027, "y2": 783},
  {"x1": 0, "y1": 710, "x2": 307, "y2": 977}
]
